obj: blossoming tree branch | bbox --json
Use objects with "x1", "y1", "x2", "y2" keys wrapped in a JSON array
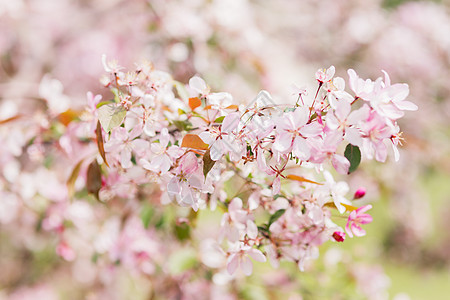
[{"x1": 62, "y1": 57, "x2": 417, "y2": 276}]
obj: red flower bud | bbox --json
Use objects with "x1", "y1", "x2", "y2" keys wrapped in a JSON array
[{"x1": 332, "y1": 231, "x2": 345, "y2": 242}]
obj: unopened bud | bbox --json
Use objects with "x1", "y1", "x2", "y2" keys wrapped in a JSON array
[
  {"x1": 353, "y1": 188, "x2": 366, "y2": 200},
  {"x1": 332, "y1": 231, "x2": 345, "y2": 242}
]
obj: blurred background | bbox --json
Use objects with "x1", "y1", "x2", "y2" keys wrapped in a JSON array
[{"x1": 1, "y1": 0, "x2": 450, "y2": 299}]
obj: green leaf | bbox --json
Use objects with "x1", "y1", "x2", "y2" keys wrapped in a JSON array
[
  {"x1": 97, "y1": 104, "x2": 126, "y2": 132},
  {"x1": 174, "y1": 223, "x2": 191, "y2": 241},
  {"x1": 268, "y1": 209, "x2": 286, "y2": 226},
  {"x1": 203, "y1": 149, "x2": 216, "y2": 179},
  {"x1": 110, "y1": 88, "x2": 120, "y2": 102},
  {"x1": 96, "y1": 101, "x2": 111, "y2": 109},
  {"x1": 344, "y1": 144, "x2": 361, "y2": 174},
  {"x1": 173, "y1": 120, "x2": 193, "y2": 131},
  {"x1": 168, "y1": 249, "x2": 197, "y2": 275},
  {"x1": 140, "y1": 205, "x2": 154, "y2": 229},
  {"x1": 214, "y1": 116, "x2": 225, "y2": 123}
]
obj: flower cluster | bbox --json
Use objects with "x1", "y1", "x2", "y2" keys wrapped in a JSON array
[{"x1": 57, "y1": 58, "x2": 415, "y2": 276}]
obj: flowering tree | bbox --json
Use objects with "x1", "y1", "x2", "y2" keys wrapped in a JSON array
[{"x1": 0, "y1": 54, "x2": 418, "y2": 298}]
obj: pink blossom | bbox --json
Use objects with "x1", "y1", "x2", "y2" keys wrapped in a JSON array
[
  {"x1": 227, "y1": 245, "x2": 266, "y2": 276},
  {"x1": 315, "y1": 66, "x2": 335, "y2": 83},
  {"x1": 167, "y1": 152, "x2": 203, "y2": 210},
  {"x1": 273, "y1": 107, "x2": 322, "y2": 160},
  {"x1": 140, "y1": 128, "x2": 183, "y2": 174},
  {"x1": 346, "y1": 205, "x2": 373, "y2": 238},
  {"x1": 199, "y1": 112, "x2": 241, "y2": 161},
  {"x1": 104, "y1": 125, "x2": 150, "y2": 169}
]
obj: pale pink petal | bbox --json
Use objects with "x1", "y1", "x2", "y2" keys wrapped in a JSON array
[
  {"x1": 381, "y1": 70, "x2": 391, "y2": 86},
  {"x1": 332, "y1": 154, "x2": 350, "y2": 175},
  {"x1": 333, "y1": 77, "x2": 345, "y2": 90},
  {"x1": 180, "y1": 187, "x2": 195, "y2": 207},
  {"x1": 167, "y1": 177, "x2": 181, "y2": 194},
  {"x1": 248, "y1": 248, "x2": 267, "y2": 263},
  {"x1": 159, "y1": 155, "x2": 172, "y2": 173},
  {"x1": 139, "y1": 158, "x2": 153, "y2": 170},
  {"x1": 227, "y1": 254, "x2": 239, "y2": 275},
  {"x1": 272, "y1": 176, "x2": 281, "y2": 195},
  {"x1": 392, "y1": 142, "x2": 400, "y2": 162},
  {"x1": 229, "y1": 198, "x2": 243, "y2": 211},
  {"x1": 150, "y1": 155, "x2": 171, "y2": 173},
  {"x1": 327, "y1": 66, "x2": 336, "y2": 79},
  {"x1": 209, "y1": 141, "x2": 224, "y2": 161},
  {"x1": 198, "y1": 131, "x2": 214, "y2": 145},
  {"x1": 356, "y1": 204, "x2": 372, "y2": 214},
  {"x1": 394, "y1": 100, "x2": 418, "y2": 111},
  {"x1": 347, "y1": 105, "x2": 370, "y2": 124},
  {"x1": 246, "y1": 220, "x2": 258, "y2": 239},
  {"x1": 132, "y1": 139, "x2": 150, "y2": 153},
  {"x1": 241, "y1": 255, "x2": 253, "y2": 276},
  {"x1": 248, "y1": 191, "x2": 260, "y2": 210},
  {"x1": 347, "y1": 69, "x2": 358, "y2": 94},
  {"x1": 222, "y1": 112, "x2": 240, "y2": 133},
  {"x1": 273, "y1": 132, "x2": 293, "y2": 153},
  {"x1": 187, "y1": 174, "x2": 203, "y2": 190},
  {"x1": 358, "y1": 214, "x2": 373, "y2": 224},
  {"x1": 129, "y1": 124, "x2": 144, "y2": 139},
  {"x1": 257, "y1": 151, "x2": 269, "y2": 173},
  {"x1": 299, "y1": 122, "x2": 322, "y2": 137},
  {"x1": 375, "y1": 142, "x2": 387, "y2": 162},
  {"x1": 334, "y1": 100, "x2": 351, "y2": 121},
  {"x1": 292, "y1": 106, "x2": 309, "y2": 127},
  {"x1": 144, "y1": 121, "x2": 155, "y2": 137},
  {"x1": 326, "y1": 112, "x2": 339, "y2": 130},
  {"x1": 334, "y1": 199, "x2": 346, "y2": 214},
  {"x1": 344, "y1": 128, "x2": 362, "y2": 147},
  {"x1": 189, "y1": 76, "x2": 207, "y2": 94},
  {"x1": 180, "y1": 152, "x2": 198, "y2": 174},
  {"x1": 159, "y1": 128, "x2": 170, "y2": 147},
  {"x1": 324, "y1": 130, "x2": 343, "y2": 149},
  {"x1": 120, "y1": 148, "x2": 132, "y2": 168},
  {"x1": 345, "y1": 221, "x2": 353, "y2": 238},
  {"x1": 388, "y1": 83, "x2": 409, "y2": 102},
  {"x1": 351, "y1": 223, "x2": 366, "y2": 237},
  {"x1": 292, "y1": 137, "x2": 310, "y2": 160}
]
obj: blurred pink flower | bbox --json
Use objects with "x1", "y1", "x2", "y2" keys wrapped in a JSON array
[{"x1": 346, "y1": 205, "x2": 373, "y2": 238}]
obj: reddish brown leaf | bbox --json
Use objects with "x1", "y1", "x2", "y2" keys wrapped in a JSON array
[
  {"x1": 189, "y1": 97, "x2": 202, "y2": 110},
  {"x1": 202, "y1": 149, "x2": 216, "y2": 179},
  {"x1": 66, "y1": 159, "x2": 84, "y2": 199},
  {"x1": 225, "y1": 105, "x2": 239, "y2": 110},
  {"x1": 87, "y1": 160, "x2": 102, "y2": 200},
  {"x1": 181, "y1": 134, "x2": 209, "y2": 150},
  {"x1": 96, "y1": 121, "x2": 109, "y2": 167},
  {"x1": 0, "y1": 115, "x2": 22, "y2": 125},
  {"x1": 286, "y1": 174, "x2": 322, "y2": 185},
  {"x1": 58, "y1": 109, "x2": 79, "y2": 126}
]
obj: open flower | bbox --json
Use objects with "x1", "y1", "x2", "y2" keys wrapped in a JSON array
[
  {"x1": 227, "y1": 244, "x2": 266, "y2": 276},
  {"x1": 346, "y1": 205, "x2": 373, "y2": 238},
  {"x1": 273, "y1": 107, "x2": 322, "y2": 160}
]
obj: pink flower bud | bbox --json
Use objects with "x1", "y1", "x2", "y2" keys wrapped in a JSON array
[
  {"x1": 332, "y1": 231, "x2": 345, "y2": 242},
  {"x1": 353, "y1": 188, "x2": 366, "y2": 200}
]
